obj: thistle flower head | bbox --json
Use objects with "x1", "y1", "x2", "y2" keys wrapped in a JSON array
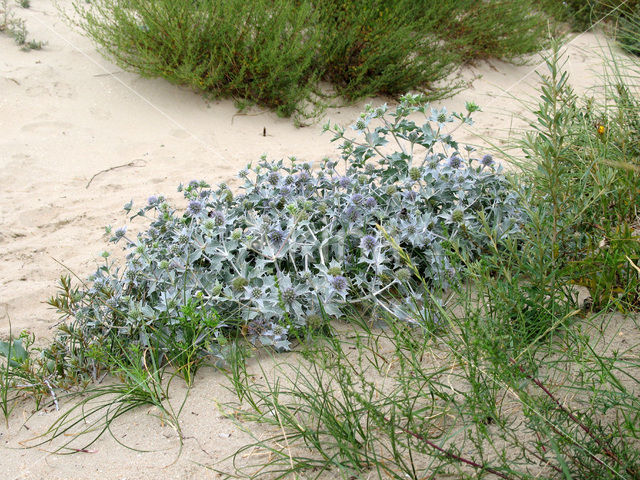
[
  {"x1": 296, "y1": 171, "x2": 311, "y2": 184},
  {"x1": 282, "y1": 287, "x2": 296, "y2": 304},
  {"x1": 114, "y1": 226, "x2": 127, "y2": 239},
  {"x1": 448, "y1": 156, "x2": 462, "y2": 169},
  {"x1": 268, "y1": 322, "x2": 288, "y2": 338},
  {"x1": 330, "y1": 275, "x2": 348, "y2": 292},
  {"x1": 395, "y1": 268, "x2": 411, "y2": 282},
  {"x1": 360, "y1": 234, "x2": 377, "y2": 252},
  {"x1": 351, "y1": 193, "x2": 364, "y2": 205},
  {"x1": 481, "y1": 154, "x2": 494, "y2": 167},
  {"x1": 231, "y1": 228, "x2": 243, "y2": 240},
  {"x1": 280, "y1": 185, "x2": 292, "y2": 197},
  {"x1": 269, "y1": 228, "x2": 286, "y2": 246},
  {"x1": 338, "y1": 176, "x2": 352, "y2": 189},
  {"x1": 187, "y1": 200, "x2": 204, "y2": 216},
  {"x1": 354, "y1": 118, "x2": 367, "y2": 131},
  {"x1": 343, "y1": 206, "x2": 360, "y2": 223},
  {"x1": 250, "y1": 286, "x2": 263, "y2": 299},
  {"x1": 232, "y1": 276, "x2": 248, "y2": 291},
  {"x1": 365, "y1": 196, "x2": 377, "y2": 209},
  {"x1": 267, "y1": 172, "x2": 281, "y2": 186},
  {"x1": 177, "y1": 230, "x2": 189, "y2": 243}
]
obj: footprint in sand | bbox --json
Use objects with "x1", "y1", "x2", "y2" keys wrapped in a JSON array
[
  {"x1": 25, "y1": 81, "x2": 75, "y2": 99},
  {"x1": 170, "y1": 129, "x2": 190, "y2": 139},
  {"x1": 89, "y1": 105, "x2": 112, "y2": 120},
  {"x1": 21, "y1": 121, "x2": 73, "y2": 135}
]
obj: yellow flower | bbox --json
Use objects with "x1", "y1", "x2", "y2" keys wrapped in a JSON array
[{"x1": 597, "y1": 124, "x2": 605, "y2": 135}]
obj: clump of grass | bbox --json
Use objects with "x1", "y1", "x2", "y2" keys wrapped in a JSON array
[
  {"x1": 0, "y1": 315, "x2": 73, "y2": 425},
  {"x1": 70, "y1": 0, "x2": 555, "y2": 117},
  {"x1": 219, "y1": 300, "x2": 640, "y2": 478},
  {"x1": 22, "y1": 335, "x2": 187, "y2": 454}
]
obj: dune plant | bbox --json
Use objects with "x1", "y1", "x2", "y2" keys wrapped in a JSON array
[
  {"x1": 542, "y1": 0, "x2": 640, "y2": 30},
  {"x1": 515, "y1": 46, "x2": 640, "y2": 312},
  {"x1": 70, "y1": 0, "x2": 554, "y2": 117},
  {"x1": 215, "y1": 41, "x2": 640, "y2": 480},
  {"x1": 48, "y1": 95, "x2": 522, "y2": 380},
  {"x1": 0, "y1": 0, "x2": 43, "y2": 50},
  {"x1": 0, "y1": 319, "x2": 67, "y2": 423},
  {"x1": 220, "y1": 295, "x2": 640, "y2": 479},
  {"x1": 23, "y1": 334, "x2": 187, "y2": 454}
]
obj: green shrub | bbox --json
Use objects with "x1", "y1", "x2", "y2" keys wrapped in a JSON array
[
  {"x1": 434, "y1": 0, "x2": 554, "y2": 62},
  {"x1": 72, "y1": 0, "x2": 554, "y2": 117},
  {"x1": 516, "y1": 47, "x2": 640, "y2": 312},
  {"x1": 542, "y1": 0, "x2": 640, "y2": 30},
  {"x1": 73, "y1": 0, "x2": 320, "y2": 117},
  {"x1": 313, "y1": 0, "x2": 461, "y2": 101}
]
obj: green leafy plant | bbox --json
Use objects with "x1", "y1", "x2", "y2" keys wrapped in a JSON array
[{"x1": 515, "y1": 45, "x2": 640, "y2": 313}]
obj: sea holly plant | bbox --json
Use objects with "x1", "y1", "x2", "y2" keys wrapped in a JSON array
[{"x1": 49, "y1": 94, "x2": 522, "y2": 367}]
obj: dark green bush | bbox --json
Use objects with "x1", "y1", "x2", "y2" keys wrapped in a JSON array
[
  {"x1": 618, "y1": 4, "x2": 640, "y2": 55},
  {"x1": 542, "y1": 0, "x2": 640, "y2": 30},
  {"x1": 73, "y1": 0, "x2": 554, "y2": 117}
]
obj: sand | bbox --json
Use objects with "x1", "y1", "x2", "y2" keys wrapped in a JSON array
[{"x1": 0, "y1": 0, "x2": 633, "y2": 478}]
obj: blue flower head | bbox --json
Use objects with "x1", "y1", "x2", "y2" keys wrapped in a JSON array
[
  {"x1": 481, "y1": 154, "x2": 494, "y2": 167},
  {"x1": 187, "y1": 200, "x2": 204, "y2": 216},
  {"x1": 330, "y1": 275, "x2": 348, "y2": 292},
  {"x1": 338, "y1": 176, "x2": 352, "y2": 189},
  {"x1": 114, "y1": 226, "x2": 127, "y2": 240},
  {"x1": 448, "y1": 156, "x2": 462, "y2": 169},
  {"x1": 365, "y1": 196, "x2": 377, "y2": 209},
  {"x1": 351, "y1": 193, "x2": 364, "y2": 205},
  {"x1": 267, "y1": 172, "x2": 281, "y2": 186},
  {"x1": 269, "y1": 228, "x2": 286, "y2": 246},
  {"x1": 360, "y1": 234, "x2": 377, "y2": 252},
  {"x1": 343, "y1": 206, "x2": 360, "y2": 223}
]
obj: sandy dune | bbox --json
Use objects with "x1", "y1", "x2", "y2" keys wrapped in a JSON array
[{"x1": 0, "y1": 1, "x2": 630, "y2": 478}]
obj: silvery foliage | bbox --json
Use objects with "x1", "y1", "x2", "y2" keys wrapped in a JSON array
[{"x1": 68, "y1": 94, "x2": 521, "y2": 354}]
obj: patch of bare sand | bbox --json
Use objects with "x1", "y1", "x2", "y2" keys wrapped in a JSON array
[{"x1": 1, "y1": 1, "x2": 638, "y2": 478}]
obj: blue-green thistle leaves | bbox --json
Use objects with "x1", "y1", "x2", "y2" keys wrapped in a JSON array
[{"x1": 63, "y1": 97, "x2": 522, "y2": 354}]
